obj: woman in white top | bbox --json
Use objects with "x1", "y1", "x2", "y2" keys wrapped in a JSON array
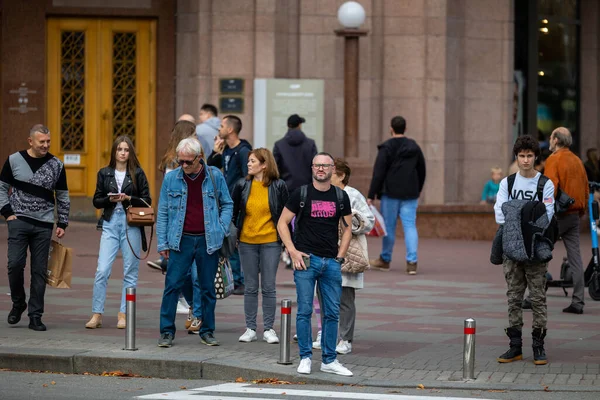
[
  {"x1": 86, "y1": 136, "x2": 151, "y2": 329},
  {"x1": 330, "y1": 158, "x2": 374, "y2": 354}
]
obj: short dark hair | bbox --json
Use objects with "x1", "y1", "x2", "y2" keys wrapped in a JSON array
[
  {"x1": 334, "y1": 158, "x2": 351, "y2": 186},
  {"x1": 201, "y1": 103, "x2": 218, "y2": 117},
  {"x1": 314, "y1": 151, "x2": 335, "y2": 164},
  {"x1": 391, "y1": 116, "x2": 406, "y2": 134},
  {"x1": 513, "y1": 135, "x2": 540, "y2": 158},
  {"x1": 223, "y1": 115, "x2": 242, "y2": 134}
]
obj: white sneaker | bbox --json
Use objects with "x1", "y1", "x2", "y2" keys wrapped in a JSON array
[
  {"x1": 297, "y1": 358, "x2": 311, "y2": 374},
  {"x1": 176, "y1": 296, "x2": 190, "y2": 314},
  {"x1": 320, "y1": 359, "x2": 353, "y2": 376},
  {"x1": 239, "y1": 328, "x2": 257, "y2": 342},
  {"x1": 336, "y1": 340, "x2": 352, "y2": 354},
  {"x1": 263, "y1": 329, "x2": 279, "y2": 344},
  {"x1": 312, "y1": 330, "x2": 322, "y2": 349},
  {"x1": 293, "y1": 334, "x2": 298, "y2": 342}
]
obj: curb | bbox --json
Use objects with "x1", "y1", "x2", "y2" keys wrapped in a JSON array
[{"x1": 1, "y1": 347, "x2": 599, "y2": 392}]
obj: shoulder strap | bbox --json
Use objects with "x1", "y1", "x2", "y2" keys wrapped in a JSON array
[
  {"x1": 537, "y1": 175, "x2": 549, "y2": 202},
  {"x1": 334, "y1": 186, "x2": 349, "y2": 227},
  {"x1": 206, "y1": 166, "x2": 221, "y2": 209},
  {"x1": 507, "y1": 173, "x2": 516, "y2": 200},
  {"x1": 293, "y1": 185, "x2": 308, "y2": 242}
]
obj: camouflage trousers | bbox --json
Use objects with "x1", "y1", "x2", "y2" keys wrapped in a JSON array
[{"x1": 503, "y1": 258, "x2": 548, "y2": 330}]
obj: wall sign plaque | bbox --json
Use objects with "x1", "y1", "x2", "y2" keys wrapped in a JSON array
[{"x1": 9, "y1": 82, "x2": 38, "y2": 114}]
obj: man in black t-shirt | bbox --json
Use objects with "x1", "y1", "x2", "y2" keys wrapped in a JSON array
[{"x1": 277, "y1": 152, "x2": 353, "y2": 377}]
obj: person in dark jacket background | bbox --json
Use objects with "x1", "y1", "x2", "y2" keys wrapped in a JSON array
[
  {"x1": 273, "y1": 114, "x2": 318, "y2": 193},
  {"x1": 367, "y1": 116, "x2": 426, "y2": 275}
]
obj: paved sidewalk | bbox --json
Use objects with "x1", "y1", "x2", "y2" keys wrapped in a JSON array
[{"x1": 1, "y1": 222, "x2": 599, "y2": 391}]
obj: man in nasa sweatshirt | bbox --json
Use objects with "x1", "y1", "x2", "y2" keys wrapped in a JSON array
[{"x1": 493, "y1": 135, "x2": 554, "y2": 366}]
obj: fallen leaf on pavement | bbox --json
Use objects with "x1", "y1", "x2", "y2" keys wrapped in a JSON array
[
  {"x1": 252, "y1": 378, "x2": 292, "y2": 385},
  {"x1": 51, "y1": 381, "x2": 56, "y2": 385},
  {"x1": 417, "y1": 384, "x2": 425, "y2": 389},
  {"x1": 544, "y1": 386, "x2": 551, "y2": 392},
  {"x1": 179, "y1": 386, "x2": 187, "y2": 390},
  {"x1": 235, "y1": 377, "x2": 247, "y2": 383},
  {"x1": 42, "y1": 384, "x2": 48, "y2": 388},
  {"x1": 336, "y1": 383, "x2": 344, "y2": 386}
]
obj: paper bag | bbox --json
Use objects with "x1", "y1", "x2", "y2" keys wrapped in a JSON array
[
  {"x1": 46, "y1": 239, "x2": 73, "y2": 289},
  {"x1": 366, "y1": 205, "x2": 388, "y2": 237}
]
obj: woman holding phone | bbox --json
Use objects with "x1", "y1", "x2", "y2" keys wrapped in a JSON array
[{"x1": 85, "y1": 136, "x2": 151, "y2": 329}]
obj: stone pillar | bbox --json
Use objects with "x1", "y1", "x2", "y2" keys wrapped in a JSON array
[{"x1": 580, "y1": 0, "x2": 600, "y2": 156}]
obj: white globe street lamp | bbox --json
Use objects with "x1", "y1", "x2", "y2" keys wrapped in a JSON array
[
  {"x1": 335, "y1": 2, "x2": 368, "y2": 158},
  {"x1": 337, "y1": 1, "x2": 366, "y2": 29}
]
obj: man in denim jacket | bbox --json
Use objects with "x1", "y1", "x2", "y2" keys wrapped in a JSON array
[{"x1": 156, "y1": 137, "x2": 233, "y2": 347}]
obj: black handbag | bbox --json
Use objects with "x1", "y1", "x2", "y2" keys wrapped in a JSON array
[
  {"x1": 555, "y1": 189, "x2": 575, "y2": 214},
  {"x1": 206, "y1": 166, "x2": 237, "y2": 258}
]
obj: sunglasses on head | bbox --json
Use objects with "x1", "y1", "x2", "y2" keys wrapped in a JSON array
[{"x1": 177, "y1": 155, "x2": 198, "y2": 166}]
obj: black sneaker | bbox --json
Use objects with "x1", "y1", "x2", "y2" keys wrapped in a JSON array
[
  {"x1": 8, "y1": 303, "x2": 27, "y2": 325},
  {"x1": 200, "y1": 332, "x2": 219, "y2": 346},
  {"x1": 28, "y1": 317, "x2": 47, "y2": 331},
  {"x1": 562, "y1": 305, "x2": 583, "y2": 314},
  {"x1": 233, "y1": 285, "x2": 245, "y2": 296},
  {"x1": 158, "y1": 332, "x2": 174, "y2": 347}
]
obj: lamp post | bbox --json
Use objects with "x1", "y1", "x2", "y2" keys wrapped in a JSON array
[{"x1": 335, "y1": 1, "x2": 368, "y2": 158}]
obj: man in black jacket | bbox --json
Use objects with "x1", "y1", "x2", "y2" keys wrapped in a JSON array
[
  {"x1": 273, "y1": 114, "x2": 318, "y2": 193},
  {"x1": 367, "y1": 116, "x2": 426, "y2": 274}
]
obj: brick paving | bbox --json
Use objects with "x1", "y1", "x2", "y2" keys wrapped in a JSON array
[{"x1": 0, "y1": 221, "x2": 599, "y2": 389}]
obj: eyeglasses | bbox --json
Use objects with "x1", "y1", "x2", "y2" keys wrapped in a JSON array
[
  {"x1": 177, "y1": 155, "x2": 198, "y2": 166},
  {"x1": 312, "y1": 164, "x2": 334, "y2": 170}
]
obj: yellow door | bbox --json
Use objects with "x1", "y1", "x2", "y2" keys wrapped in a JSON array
[{"x1": 47, "y1": 19, "x2": 156, "y2": 211}]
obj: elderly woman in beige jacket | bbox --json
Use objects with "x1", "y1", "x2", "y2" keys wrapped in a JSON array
[{"x1": 331, "y1": 158, "x2": 375, "y2": 354}]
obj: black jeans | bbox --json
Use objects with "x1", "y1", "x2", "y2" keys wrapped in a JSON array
[{"x1": 7, "y1": 218, "x2": 53, "y2": 318}]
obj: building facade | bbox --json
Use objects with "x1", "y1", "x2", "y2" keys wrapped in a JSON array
[{"x1": 0, "y1": 0, "x2": 597, "y2": 218}]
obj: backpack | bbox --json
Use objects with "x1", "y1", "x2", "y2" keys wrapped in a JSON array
[
  {"x1": 293, "y1": 185, "x2": 348, "y2": 243},
  {"x1": 507, "y1": 173, "x2": 558, "y2": 244}
]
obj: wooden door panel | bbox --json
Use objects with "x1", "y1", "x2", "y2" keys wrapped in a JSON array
[{"x1": 47, "y1": 18, "x2": 156, "y2": 203}]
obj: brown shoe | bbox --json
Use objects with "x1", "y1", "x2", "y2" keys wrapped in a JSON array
[
  {"x1": 370, "y1": 257, "x2": 390, "y2": 271},
  {"x1": 406, "y1": 261, "x2": 418, "y2": 275},
  {"x1": 117, "y1": 312, "x2": 126, "y2": 329},
  {"x1": 184, "y1": 307, "x2": 193, "y2": 329},
  {"x1": 85, "y1": 313, "x2": 102, "y2": 329},
  {"x1": 188, "y1": 317, "x2": 202, "y2": 334}
]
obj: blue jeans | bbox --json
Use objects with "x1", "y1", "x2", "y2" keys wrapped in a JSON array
[
  {"x1": 92, "y1": 208, "x2": 141, "y2": 314},
  {"x1": 230, "y1": 248, "x2": 244, "y2": 287},
  {"x1": 294, "y1": 254, "x2": 342, "y2": 364},
  {"x1": 160, "y1": 234, "x2": 218, "y2": 336},
  {"x1": 380, "y1": 196, "x2": 419, "y2": 263},
  {"x1": 181, "y1": 261, "x2": 202, "y2": 319}
]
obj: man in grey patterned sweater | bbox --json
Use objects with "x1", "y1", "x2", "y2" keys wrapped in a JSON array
[{"x1": 0, "y1": 124, "x2": 70, "y2": 331}]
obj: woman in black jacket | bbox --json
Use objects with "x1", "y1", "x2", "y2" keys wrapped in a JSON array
[
  {"x1": 231, "y1": 148, "x2": 288, "y2": 344},
  {"x1": 86, "y1": 135, "x2": 151, "y2": 329}
]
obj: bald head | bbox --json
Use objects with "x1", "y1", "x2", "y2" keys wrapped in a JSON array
[
  {"x1": 551, "y1": 127, "x2": 572, "y2": 150},
  {"x1": 178, "y1": 114, "x2": 196, "y2": 124}
]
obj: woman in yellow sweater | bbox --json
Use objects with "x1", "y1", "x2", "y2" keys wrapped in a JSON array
[{"x1": 231, "y1": 148, "x2": 289, "y2": 344}]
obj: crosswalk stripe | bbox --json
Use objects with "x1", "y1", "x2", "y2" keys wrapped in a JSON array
[{"x1": 138, "y1": 383, "x2": 495, "y2": 400}]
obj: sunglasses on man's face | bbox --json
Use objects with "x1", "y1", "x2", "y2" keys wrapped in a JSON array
[{"x1": 177, "y1": 155, "x2": 198, "y2": 166}]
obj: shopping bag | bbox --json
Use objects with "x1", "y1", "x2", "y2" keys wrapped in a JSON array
[
  {"x1": 366, "y1": 205, "x2": 388, "y2": 237},
  {"x1": 46, "y1": 239, "x2": 73, "y2": 289},
  {"x1": 214, "y1": 257, "x2": 234, "y2": 299}
]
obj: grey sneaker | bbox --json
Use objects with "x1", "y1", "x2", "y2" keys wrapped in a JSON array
[
  {"x1": 158, "y1": 332, "x2": 174, "y2": 348},
  {"x1": 201, "y1": 332, "x2": 220, "y2": 346}
]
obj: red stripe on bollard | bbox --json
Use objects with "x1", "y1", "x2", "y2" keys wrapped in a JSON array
[
  {"x1": 126, "y1": 294, "x2": 136, "y2": 302},
  {"x1": 281, "y1": 307, "x2": 291, "y2": 315},
  {"x1": 464, "y1": 327, "x2": 475, "y2": 335}
]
